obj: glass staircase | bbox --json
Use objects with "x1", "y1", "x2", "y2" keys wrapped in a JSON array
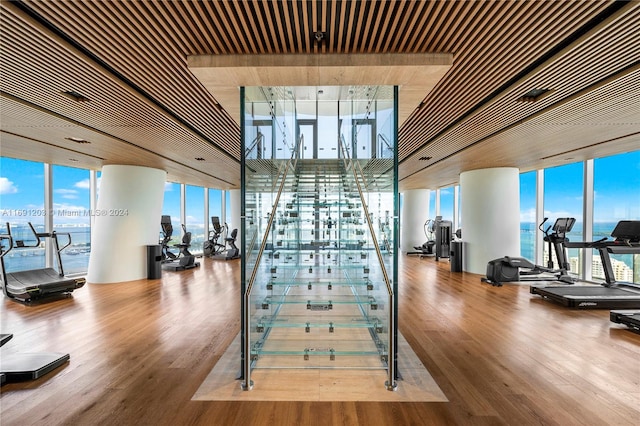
[{"x1": 241, "y1": 85, "x2": 398, "y2": 391}]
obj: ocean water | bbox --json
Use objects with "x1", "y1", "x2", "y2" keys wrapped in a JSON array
[
  {"x1": 1, "y1": 225, "x2": 92, "y2": 274},
  {"x1": 521, "y1": 221, "x2": 634, "y2": 268},
  {"x1": 2, "y1": 223, "x2": 634, "y2": 274}
]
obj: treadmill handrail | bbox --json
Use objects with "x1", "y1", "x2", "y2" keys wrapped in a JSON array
[
  {"x1": 6, "y1": 222, "x2": 41, "y2": 248},
  {"x1": 3, "y1": 222, "x2": 72, "y2": 277},
  {"x1": 0, "y1": 230, "x2": 15, "y2": 299},
  {"x1": 54, "y1": 231, "x2": 72, "y2": 253},
  {"x1": 27, "y1": 222, "x2": 72, "y2": 253},
  {"x1": 0, "y1": 232, "x2": 14, "y2": 258},
  {"x1": 564, "y1": 237, "x2": 608, "y2": 249}
]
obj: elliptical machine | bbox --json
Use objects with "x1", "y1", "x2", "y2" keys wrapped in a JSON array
[
  {"x1": 160, "y1": 215, "x2": 200, "y2": 271},
  {"x1": 482, "y1": 217, "x2": 576, "y2": 286},
  {"x1": 408, "y1": 216, "x2": 453, "y2": 259},
  {"x1": 203, "y1": 216, "x2": 227, "y2": 257},
  {"x1": 407, "y1": 218, "x2": 437, "y2": 258},
  {"x1": 205, "y1": 216, "x2": 240, "y2": 260},
  {"x1": 160, "y1": 215, "x2": 177, "y2": 262}
]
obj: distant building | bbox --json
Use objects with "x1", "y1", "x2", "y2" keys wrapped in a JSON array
[{"x1": 546, "y1": 250, "x2": 635, "y2": 283}]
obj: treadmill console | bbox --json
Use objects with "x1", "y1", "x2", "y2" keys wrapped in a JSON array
[{"x1": 611, "y1": 220, "x2": 640, "y2": 243}]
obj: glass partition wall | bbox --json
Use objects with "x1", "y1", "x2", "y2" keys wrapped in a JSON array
[{"x1": 241, "y1": 86, "x2": 398, "y2": 391}]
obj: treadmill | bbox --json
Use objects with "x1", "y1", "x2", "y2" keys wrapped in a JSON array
[
  {"x1": 530, "y1": 220, "x2": 640, "y2": 309},
  {"x1": 0, "y1": 222, "x2": 86, "y2": 303},
  {"x1": 0, "y1": 333, "x2": 70, "y2": 385},
  {"x1": 610, "y1": 310, "x2": 640, "y2": 333}
]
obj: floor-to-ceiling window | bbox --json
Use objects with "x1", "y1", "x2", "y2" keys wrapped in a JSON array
[
  {"x1": 185, "y1": 184, "x2": 205, "y2": 254},
  {"x1": 317, "y1": 100, "x2": 339, "y2": 158},
  {"x1": 0, "y1": 158, "x2": 45, "y2": 272},
  {"x1": 543, "y1": 162, "x2": 584, "y2": 274},
  {"x1": 593, "y1": 151, "x2": 640, "y2": 283},
  {"x1": 520, "y1": 170, "x2": 537, "y2": 261},
  {"x1": 52, "y1": 164, "x2": 91, "y2": 274},
  {"x1": 439, "y1": 186, "x2": 454, "y2": 223},
  {"x1": 225, "y1": 191, "x2": 231, "y2": 229},
  {"x1": 429, "y1": 191, "x2": 436, "y2": 220},
  {"x1": 162, "y1": 182, "x2": 181, "y2": 249},
  {"x1": 208, "y1": 188, "x2": 223, "y2": 242}
]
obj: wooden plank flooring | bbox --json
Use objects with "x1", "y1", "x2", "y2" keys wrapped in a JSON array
[{"x1": 1, "y1": 256, "x2": 639, "y2": 425}]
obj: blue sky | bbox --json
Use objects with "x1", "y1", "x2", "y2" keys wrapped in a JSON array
[
  {"x1": 1, "y1": 150, "x2": 638, "y2": 226},
  {"x1": 520, "y1": 150, "x2": 640, "y2": 223},
  {"x1": 0, "y1": 158, "x2": 224, "y2": 229}
]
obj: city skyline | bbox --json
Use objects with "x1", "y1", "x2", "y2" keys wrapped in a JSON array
[{"x1": 1, "y1": 150, "x2": 639, "y2": 227}]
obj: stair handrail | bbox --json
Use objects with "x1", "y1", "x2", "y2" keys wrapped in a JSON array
[
  {"x1": 338, "y1": 134, "x2": 396, "y2": 391},
  {"x1": 242, "y1": 132, "x2": 303, "y2": 391},
  {"x1": 378, "y1": 133, "x2": 394, "y2": 158},
  {"x1": 245, "y1": 130, "x2": 265, "y2": 159}
]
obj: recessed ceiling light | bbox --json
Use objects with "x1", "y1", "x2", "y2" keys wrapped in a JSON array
[
  {"x1": 313, "y1": 31, "x2": 327, "y2": 43},
  {"x1": 517, "y1": 88, "x2": 553, "y2": 103},
  {"x1": 62, "y1": 90, "x2": 91, "y2": 102},
  {"x1": 66, "y1": 137, "x2": 90, "y2": 144}
]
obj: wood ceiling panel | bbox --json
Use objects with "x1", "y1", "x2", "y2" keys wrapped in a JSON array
[
  {"x1": 1, "y1": 0, "x2": 636, "y2": 193},
  {"x1": 400, "y1": 3, "x2": 639, "y2": 186},
  {"x1": 401, "y1": 67, "x2": 640, "y2": 190}
]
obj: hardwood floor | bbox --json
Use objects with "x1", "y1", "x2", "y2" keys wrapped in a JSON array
[{"x1": 1, "y1": 256, "x2": 638, "y2": 425}]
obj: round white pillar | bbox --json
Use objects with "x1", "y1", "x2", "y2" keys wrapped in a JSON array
[
  {"x1": 460, "y1": 168, "x2": 520, "y2": 274},
  {"x1": 87, "y1": 165, "x2": 166, "y2": 283},
  {"x1": 400, "y1": 189, "x2": 430, "y2": 253}
]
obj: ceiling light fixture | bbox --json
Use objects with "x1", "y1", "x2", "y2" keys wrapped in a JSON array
[
  {"x1": 517, "y1": 88, "x2": 553, "y2": 103},
  {"x1": 66, "y1": 137, "x2": 90, "y2": 144},
  {"x1": 313, "y1": 31, "x2": 327, "y2": 44},
  {"x1": 62, "y1": 90, "x2": 91, "y2": 102}
]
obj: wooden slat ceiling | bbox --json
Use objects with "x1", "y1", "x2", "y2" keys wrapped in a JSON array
[{"x1": 1, "y1": 1, "x2": 638, "y2": 190}]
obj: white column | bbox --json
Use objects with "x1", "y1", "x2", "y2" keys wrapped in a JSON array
[
  {"x1": 460, "y1": 168, "x2": 520, "y2": 274},
  {"x1": 87, "y1": 165, "x2": 166, "y2": 283},
  {"x1": 229, "y1": 189, "x2": 241, "y2": 250},
  {"x1": 400, "y1": 189, "x2": 430, "y2": 253}
]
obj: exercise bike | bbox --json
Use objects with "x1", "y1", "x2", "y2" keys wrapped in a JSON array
[{"x1": 482, "y1": 217, "x2": 576, "y2": 286}]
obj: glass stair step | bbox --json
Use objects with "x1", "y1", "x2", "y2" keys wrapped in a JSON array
[
  {"x1": 267, "y1": 278, "x2": 372, "y2": 288},
  {"x1": 255, "y1": 315, "x2": 384, "y2": 332},
  {"x1": 261, "y1": 294, "x2": 380, "y2": 310}
]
